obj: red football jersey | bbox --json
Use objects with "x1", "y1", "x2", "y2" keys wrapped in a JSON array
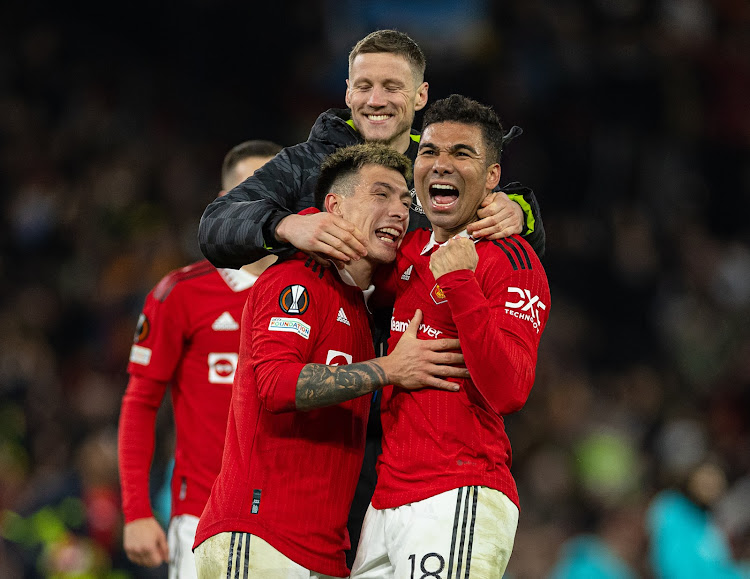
[
  {"x1": 119, "y1": 260, "x2": 258, "y2": 522},
  {"x1": 194, "y1": 255, "x2": 374, "y2": 578},
  {"x1": 372, "y1": 230, "x2": 550, "y2": 511}
]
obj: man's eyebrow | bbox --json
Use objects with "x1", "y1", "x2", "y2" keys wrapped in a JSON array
[
  {"x1": 418, "y1": 141, "x2": 479, "y2": 155},
  {"x1": 353, "y1": 76, "x2": 404, "y2": 86},
  {"x1": 372, "y1": 182, "x2": 410, "y2": 198},
  {"x1": 453, "y1": 143, "x2": 479, "y2": 155}
]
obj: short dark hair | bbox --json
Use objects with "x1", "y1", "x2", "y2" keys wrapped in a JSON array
[
  {"x1": 348, "y1": 29, "x2": 426, "y2": 83},
  {"x1": 314, "y1": 143, "x2": 412, "y2": 209},
  {"x1": 421, "y1": 94, "x2": 505, "y2": 163},
  {"x1": 221, "y1": 140, "x2": 282, "y2": 189}
]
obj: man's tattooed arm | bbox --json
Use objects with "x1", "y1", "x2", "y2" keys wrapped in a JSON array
[
  {"x1": 293, "y1": 309, "x2": 466, "y2": 411},
  {"x1": 295, "y1": 361, "x2": 388, "y2": 411}
]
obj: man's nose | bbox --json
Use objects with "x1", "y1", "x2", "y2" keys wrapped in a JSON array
[
  {"x1": 432, "y1": 152, "x2": 454, "y2": 174},
  {"x1": 367, "y1": 85, "x2": 387, "y2": 107},
  {"x1": 390, "y1": 198, "x2": 409, "y2": 220}
]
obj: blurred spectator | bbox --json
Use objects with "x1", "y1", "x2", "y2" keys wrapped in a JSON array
[{"x1": 647, "y1": 475, "x2": 749, "y2": 578}]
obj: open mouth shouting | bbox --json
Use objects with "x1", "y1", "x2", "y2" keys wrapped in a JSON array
[{"x1": 428, "y1": 183, "x2": 459, "y2": 211}]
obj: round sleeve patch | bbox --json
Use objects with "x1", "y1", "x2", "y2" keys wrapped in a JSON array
[
  {"x1": 279, "y1": 284, "x2": 309, "y2": 315},
  {"x1": 134, "y1": 313, "x2": 150, "y2": 343}
]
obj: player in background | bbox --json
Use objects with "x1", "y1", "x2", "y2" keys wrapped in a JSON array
[
  {"x1": 117, "y1": 140, "x2": 282, "y2": 578},
  {"x1": 350, "y1": 95, "x2": 551, "y2": 578},
  {"x1": 193, "y1": 144, "x2": 468, "y2": 578}
]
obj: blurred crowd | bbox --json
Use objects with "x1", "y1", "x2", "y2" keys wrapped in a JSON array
[{"x1": 1, "y1": 0, "x2": 749, "y2": 577}]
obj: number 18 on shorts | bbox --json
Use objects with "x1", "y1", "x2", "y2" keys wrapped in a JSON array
[{"x1": 350, "y1": 486, "x2": 519, "y2": 579}]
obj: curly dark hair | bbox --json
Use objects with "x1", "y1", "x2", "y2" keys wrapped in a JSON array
[{"x1": 421, "y1": 94, "x2": 505, "y2": 163}]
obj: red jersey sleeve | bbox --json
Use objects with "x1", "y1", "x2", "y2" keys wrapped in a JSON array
[
  {"x1": 437, "y1": 239, "x2": 550, "y2": 415},
  {"x1": 126, "y1": 278, "x2": 190, "y2": 381},
  {"x1": 120, "y1": 272, "x2": 191, "y2": 520},
  {"x1": 118, "y1": 374, "x2": 168, "y2": 522},
  {"x1": 244, "y1": 263, "x2": 328, "y2": 413}
]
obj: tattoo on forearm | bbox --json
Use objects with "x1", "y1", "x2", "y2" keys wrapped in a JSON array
[{"x1": 296, "y1": 361, "x2": 388, "y2": 411}]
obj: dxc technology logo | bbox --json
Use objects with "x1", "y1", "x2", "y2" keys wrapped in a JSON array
[{"x1": 504, "y1": 287, "x2": 546, "y2": 333}]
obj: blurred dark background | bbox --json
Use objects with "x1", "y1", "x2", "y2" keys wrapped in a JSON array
[{"x1": 1, "y1": 0, "x2": 749, "y2": 577}]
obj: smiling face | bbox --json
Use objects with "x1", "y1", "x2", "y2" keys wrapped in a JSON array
[
  {"x1": 414, "y1": 121, "x2": 501, "y2": 242},
  {"x1": 326, "y1": 163, "x2": 411, "y2": 264},
  {"x1": 345, "y1": 52, "x2": 429, "y2": 154}
]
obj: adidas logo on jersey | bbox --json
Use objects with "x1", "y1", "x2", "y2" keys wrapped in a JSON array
[
  {"x1": 401, "y1": 265, "x2": 413, "y2": 281},
  {"x1": 212, "y1": 312, "x2": 239, "y2": 331},
  {"x1": 336, "y1": 308, "x2": 350, "y2": 326}
]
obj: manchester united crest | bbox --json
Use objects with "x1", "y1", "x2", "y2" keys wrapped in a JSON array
[{"x1": 430, "y1": 283, "x2": 447, "y2": 305}]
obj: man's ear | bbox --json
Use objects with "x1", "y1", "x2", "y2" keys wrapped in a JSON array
[
  {"x1": 345, "y1": 79, "x2": 352, "y2": 109},
  {"x1": 486, "y1": 163, "x2": 501, "y2": 191},
  {"x1": 414, "y1": 82, "x2": 429, "y2": 112},
  {"x1": 324, "y1": 192, "x2": 343, "y2": 216}
]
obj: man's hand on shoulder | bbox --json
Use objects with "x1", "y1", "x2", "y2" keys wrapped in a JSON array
[
  {"x1": 467, "y1": 191, "x2": 523, "y2": 240},
  {"x1": 429, "y1": 237, "x2": 478, "y2": 279},
  {"x1": 123, "y1": 517, "x2": 168, "y2": 568},
  {"x1": 275, "y1": 212, "x2": 368, "y2": 266}
]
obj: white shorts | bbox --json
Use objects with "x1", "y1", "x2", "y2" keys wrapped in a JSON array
[
  {"x1": 168, "y1": 514, "x2": 199, "y2": 579},
  {"x1": 350, "y1": 486, "x2": 519, "y2": 579},
  {"x1": 193, "y1": 532, "x2": 341, "y2": 579}
]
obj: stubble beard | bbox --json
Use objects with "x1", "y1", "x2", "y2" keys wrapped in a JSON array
[{"x1": 357, "y1": 117, "x2": 413, "y2": 151}]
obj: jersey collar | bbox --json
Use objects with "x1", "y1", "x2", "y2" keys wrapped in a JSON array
[
  {"x1": 217, "y1": 267, "x2": 258, "y2": 292},
  {"x1": 334, "y1": 264, "x2": 375, "y2": 304},
  {"x1": 420, "y1": 229, "x2": 478, "y2": 256}
]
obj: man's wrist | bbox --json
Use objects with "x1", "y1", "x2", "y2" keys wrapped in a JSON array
[
  {"x1": 263, "y1": 210, "x2": 293, "y2": 249},
  {"x1": 435, "y1": 267, "x2": 473, "y2": 283},
  {"x1": 274, "y1": 214, "x2": 294, "y2": 244},
  {"x1": 373, "y1": 357, "x2": 391, "y2": 386}
]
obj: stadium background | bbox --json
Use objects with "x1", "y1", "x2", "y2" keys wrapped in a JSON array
[{"x1": 1, "y1": 0, "x2": 749, "y2": 576}]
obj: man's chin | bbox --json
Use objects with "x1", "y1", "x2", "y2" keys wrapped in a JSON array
[
  {"x1": 369, "y1": 247, "x2": 398, "y2": 264},
  {"x1": 425, "y1": 212, "x2": 469, "y2": 234},
  {"x1": 360, "y1": 133, "x2": 396, "y2": 147},
  {"x1": 423, "y1": 210, "x2": 454, "y2": 226},
  {"x1": 354, "y1": 121, "x2": 398, "y2": 145}
]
